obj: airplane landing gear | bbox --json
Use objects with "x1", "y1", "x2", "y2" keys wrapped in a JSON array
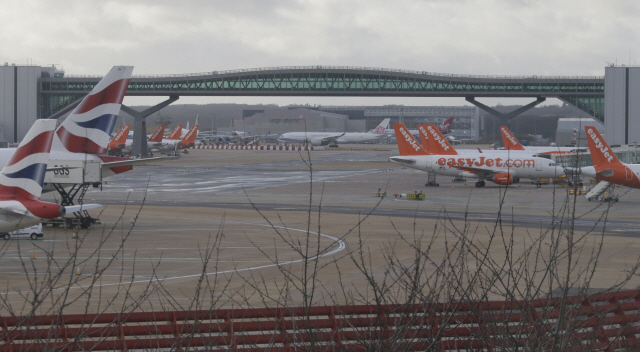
[{"x1": 475, "y1": 180, "x2": 486, "y2": 188}]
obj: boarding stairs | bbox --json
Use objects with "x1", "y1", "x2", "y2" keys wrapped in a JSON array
[{"x1": 585, "y1": 180, "x2": 615, "y2": 201}]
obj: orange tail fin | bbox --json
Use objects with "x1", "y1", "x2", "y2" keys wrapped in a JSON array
[
  {"x1": 500, "y1": 126, "x2": 525, "y2": 151},
  {"x1": 108, "y1": 124, "x2": 129, "y2": 150},
  {"x1": 585, "y1": 126, "x2": 620, "y2": 167},
  {"x1": 148, "y1": 125, "x2": 165, "y2": 142},
  {"x1": 417, "y1": 125, "x2": 432, "y2": 154},
  {"x1": 180, "y1": 124, "x2": 199, "y2": 148},
  {"x1": 393, "y1": 123, "x2": 427, "y2": 156},
  {"x1": 166, "y1": 124, "x2": 183, "y2": 140},
  {"x1": 423, "y1": 124, "x2": 457, "y2": 155}
]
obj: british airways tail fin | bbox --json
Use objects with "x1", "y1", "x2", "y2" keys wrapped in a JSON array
[
  {"x1": 423, "y1": 124, "x2": 458, "y2": 155},
  {"x1": 393, "y1": 123, "x2": 428, "y2": 156},
  {"x1": 0, "y1": 119, "x2": 56, "y2": 200},
  {"x1": 585, "y1": 126, "x2": 621, "y2": 167},
  {"x1": 167, "y1": 124, "x2": 183, "y2": 140},
  {"x1": 500, "y1": 126, "x2": 525, "y2": 151},
  {"x1": 53, "y1": 66, "x2": 133, "y2": 154},
  {"x1": 148, "y1": 125, "x2": 165, "y2": 143}
]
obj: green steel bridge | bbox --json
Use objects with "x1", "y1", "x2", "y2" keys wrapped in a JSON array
[{"x1": 40, "y1": 66, "x2": 604, "y2": 121}]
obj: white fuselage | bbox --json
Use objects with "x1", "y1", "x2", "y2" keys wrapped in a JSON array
[
  {"x1": 278, "y1": 132, "x2": 384, "y2": 144},
  {"x1": 390, "y1": 153, "x2": 564, "y2": 180}
]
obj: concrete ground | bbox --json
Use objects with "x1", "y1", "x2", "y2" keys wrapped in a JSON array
[{"x1": 2, "y1": 146, "x2": 640, "y2": 315}]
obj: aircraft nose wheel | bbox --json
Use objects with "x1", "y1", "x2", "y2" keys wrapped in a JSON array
[{"x1": 475, "y1": 181, "x2": 486, "y2": 188}]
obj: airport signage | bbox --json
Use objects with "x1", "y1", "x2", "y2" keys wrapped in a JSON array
[{"x1": 437, "y1": 157, "x2": 535, "y2": 168}]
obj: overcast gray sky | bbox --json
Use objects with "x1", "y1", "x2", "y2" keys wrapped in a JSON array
[{"x1": 1, "y1": 0, "x2": 637, "y2": 107}]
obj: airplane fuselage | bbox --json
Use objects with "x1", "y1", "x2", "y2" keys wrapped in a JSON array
[{"x1": 390, "y1": 153, "x2": 564, "y2": 180}]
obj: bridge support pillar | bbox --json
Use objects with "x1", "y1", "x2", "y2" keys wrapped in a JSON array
[
  {"x1": 121, "y1": 95, "x2": 179, "y2": 156},
  {"x1": 465, "y1": 96, "x2": 546, "y2": 128}
]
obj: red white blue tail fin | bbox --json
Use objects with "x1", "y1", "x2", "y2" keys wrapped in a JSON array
[
  {"x1": 585, "y1": 126, "x2": 621, "y2": 167},
  {"x1": 166, "y1": 124, "x2": 183, "y2": 140},
  {"x1": 423, "y1": 124, "x2": 458, "y2": 155},
  {"x1": 393, "y1": 123, "x2": 428, "y2": 156},
  {"x1": 438, "y1": 116, "x2": 454, "y2": 134},
  {"x1": 500, "y1": 126, "x2": 525, "y2": 151},
  {"x1": 0, "y1": 119, "x2": 56, "y2": 200},
  {"x1": 53, "y1": 66, "x2": 133, "y2": 154},
  {"x1": 148, "y1": 125, "x2": 165, "y2": 143}
]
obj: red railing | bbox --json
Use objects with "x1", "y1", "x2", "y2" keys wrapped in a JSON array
[{"x1": 3, "y1": 290, "x2": 640, "y2": 351}]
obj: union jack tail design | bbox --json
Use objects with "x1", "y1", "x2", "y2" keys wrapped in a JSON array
[
  {"x1": 0, "y1": 119, "x2": 57, "y2": 200},
  {"x1": 53, "y1": 66, "x2": 133, "y2": 154}
]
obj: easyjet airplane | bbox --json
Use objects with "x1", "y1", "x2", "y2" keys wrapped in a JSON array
[
  {"x1": 108, "y1": 124, "x2": 166, "y2": 156},
  {"x1": 150, "y1": 119, "x2": 199, "y2": 153},
  {"x1": 391, "y1": 123, "x2": 564, "y2": 187},
  {"x1": 579, "y1": 126, "x2": 640, "y2": 188},
  {"x1": 107, "y1": 124, "x2": 130, "y2": 153},
  {"x1": 499, "y1": 126, "x2": 584, "y2": 155}
]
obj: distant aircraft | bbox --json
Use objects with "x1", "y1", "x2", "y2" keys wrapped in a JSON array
[
  {"x1": 109, "y1": 124, "x2": 167, "y2": 156},
  {"x1": 165, "y1": 124, "x2": 184, "y2": 140},
  {"x1": 0, "y1": 120, "x2": 100, "y2": 233},
  {"x1": 579, "y1": 126, "x2": 640, "y2": 188},
  {"x1": 277, "y1": 118, "x2": 389, "y2": 146},
  {"x1": 384, "y1": 116, "x2": 455, "y2": 138},
  {"x1": 499, "y1": 126, "x2": 584, "y2": 155},
  {"x1": 149, "y1": 119, "x2": 199, "y2": 154},
  {"x1": 390, "y1": 123, "x2": 564, "y2": 187},
  {"x1": 107, "y1": 124, "x2": 130, "y2": 153}
]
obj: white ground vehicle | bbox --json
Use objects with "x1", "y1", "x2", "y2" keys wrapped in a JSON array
[{"x1": 2, "y1": 224, "x2": 44, "y2": 240}]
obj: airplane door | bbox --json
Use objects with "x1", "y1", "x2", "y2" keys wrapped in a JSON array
[
  {"x1": 425, "y1": 158, "x2": 431, "y2": 169},
  {"x1": 536, "y1": 162, "x2": 542, "y2": 171},
  {"x1": 626, "y1": 167, "x2": 633, "y2": 180}
]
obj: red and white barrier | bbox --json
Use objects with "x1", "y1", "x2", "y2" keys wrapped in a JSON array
[{"x1": 189, "y1": 145, "x2": 324, "y2": 151}]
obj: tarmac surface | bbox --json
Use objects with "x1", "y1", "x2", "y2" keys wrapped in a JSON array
[{"x1": 2, "y1": 145, "x2": 640, "y2": 314}]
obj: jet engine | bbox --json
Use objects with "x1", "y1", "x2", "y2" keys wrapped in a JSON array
[
  {"x1": 493, "y1": 173, "x2": 518, "y2": 185},
  {"x1": 310, "y1": 138, "x2": 330, "y2": 146}
]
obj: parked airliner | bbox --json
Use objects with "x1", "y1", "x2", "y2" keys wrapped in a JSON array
[
  {"x1": 277, "y1": 119, "x2": 389, "y2": 146},
  {"x1": 390, "y1": 123, "x2": 564, "y2": 187}
]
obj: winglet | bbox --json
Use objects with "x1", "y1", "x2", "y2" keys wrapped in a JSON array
[
  {"x1": 393, "y1": 123, "x2": 427, "y2": 156},
  {"x1": 500, "y1": 126, "x2": 525, "y2": 151},
  {"x1": 423, "y1": 124, "x2": 458, "y2": 155},
  {"x1": 148, "y1": 125, "x2": 165, "y2": 143},
  {"x1": 585, "y1": 126, "x2": 620, "y2": 167},
  {"x1": 0, "y1": 119, "x2": 57, "y2": 200},
  {"x1": 166, "y1": 124, "x2": 183, "y2": 140}
]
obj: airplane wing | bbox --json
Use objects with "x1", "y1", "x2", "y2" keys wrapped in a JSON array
[
  {"x1": 319, "y1": 132, "x2": 346, "y2": 144},
  {"x1": 102, "y1": 156, "x2": 170, "y2": 169},
  {"x1": 455, "y1": 166, "x2": 510, "y2": 177},
  {"x1": 64, "y1": 204, "x2": 102, "y2": 213}
]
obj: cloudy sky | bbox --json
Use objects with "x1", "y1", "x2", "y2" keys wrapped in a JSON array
[{"x1": 1, "y1": 0, "x2": 637, "y2": 106}]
